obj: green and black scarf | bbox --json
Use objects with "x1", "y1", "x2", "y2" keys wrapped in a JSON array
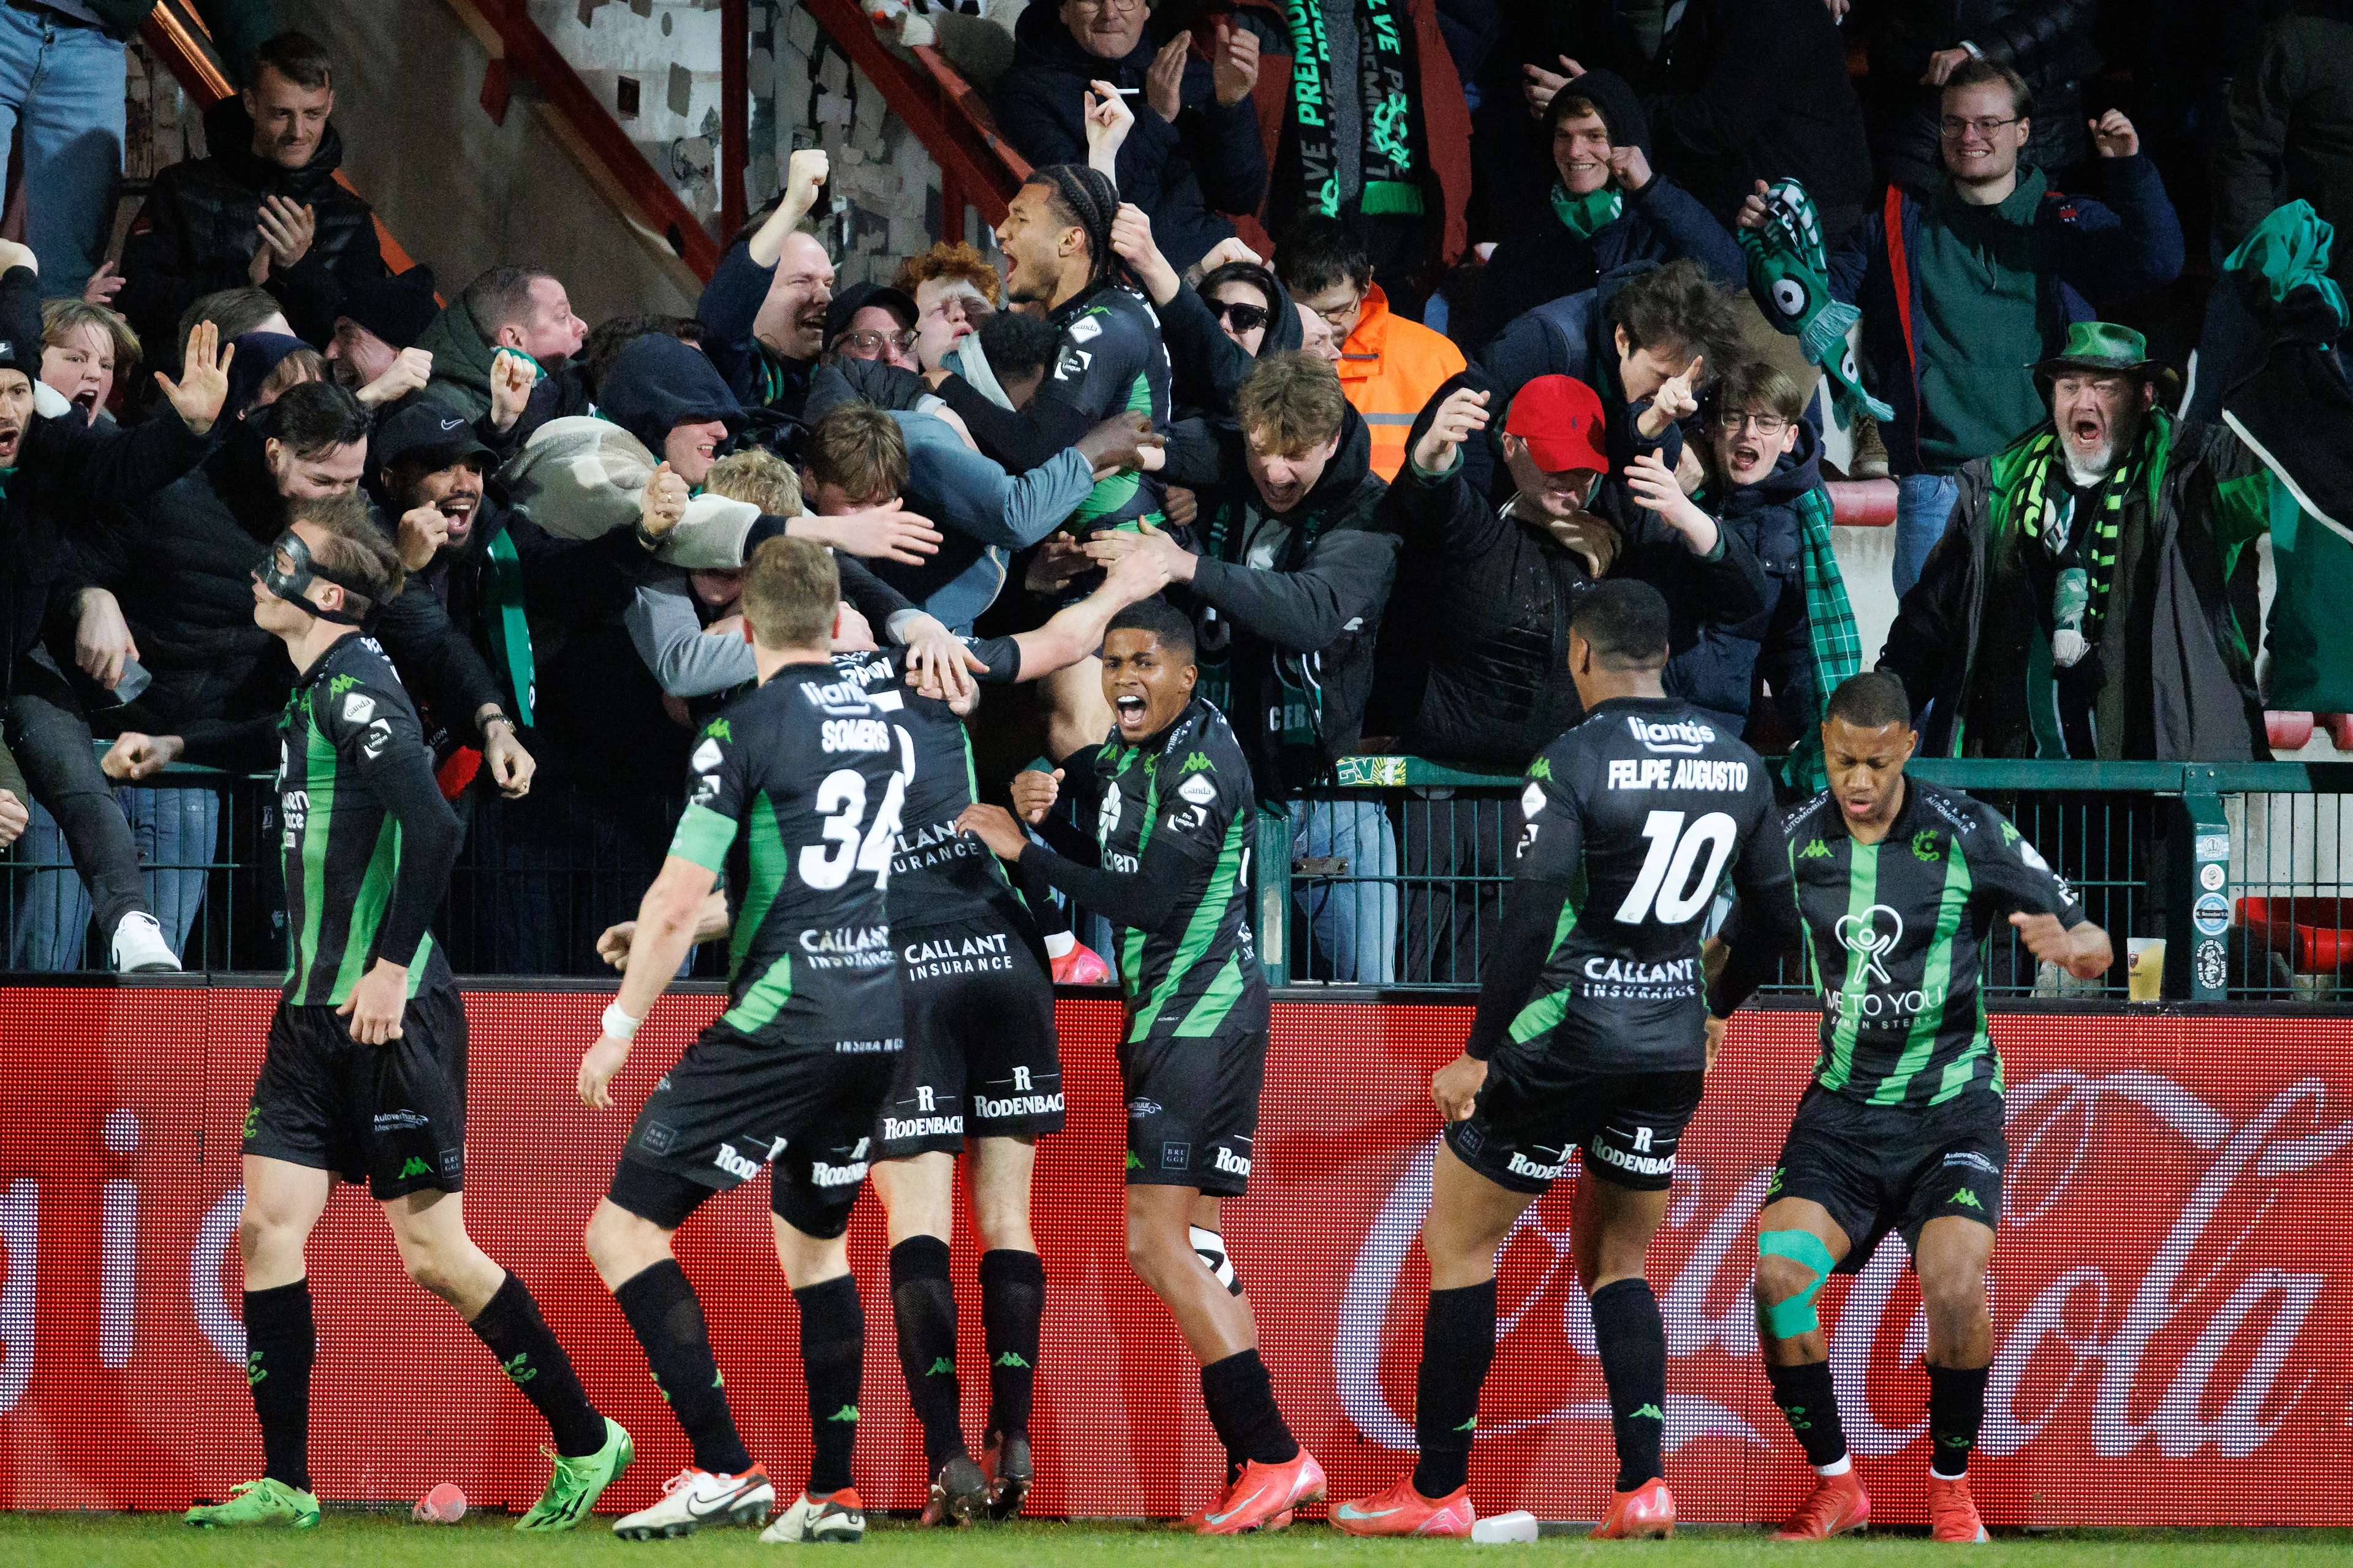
[
  {"x1": 1283, "y1": 0, "x2": 1420, "y2": 220},
  {"x1": 2010, "y1": 409, "x2": 2167, "y2": 657}
]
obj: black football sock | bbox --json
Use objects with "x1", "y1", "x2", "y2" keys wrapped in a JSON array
[
  {"x1": 468, "y1": 1270, "x2": 607, "y2": 1457},
  {"x1": 979, "y1": 1248, "x2": 1044, "y2": 1437},
  {"x1": 613, "y1": 1259, "x2": 754, "y2": 1475},
  {"x1": 797, "y1": 1274, "x2": 865, "y2": 1496},
  {"x1": 1590, "y1": 1279, "x2": 1667, "y2": 1491},
  {"x1": 1927, "y1": 1363, "x2": 1988, "y2": 1479},
  {"x1": 243, "y1": 1279, "x2": 315, "y2": 1493},
  {"x1": 1765, "y1": 1358, "x2": 1850, "y2": 1471},
  {"x1": 1412, "y1": 1279, "x2": 1496, "y2": 1498},
  {"x1": 1199, "y1": 1349, "x2": 1300, "y2": 1467},
  {"x1": 890, "y1": 1237, "x2": 968, "y2": 1468}
]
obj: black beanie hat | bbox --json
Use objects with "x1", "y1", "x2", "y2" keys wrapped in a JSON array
[
  {"x1": 336, "y1": 265, "x2": 440, "y2": 350},
  {"x1": 1545, "y1": 68, "x2": 1653, "y2": 164}
]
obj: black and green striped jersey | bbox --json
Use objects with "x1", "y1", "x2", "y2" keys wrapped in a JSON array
[
  {"x1": 1086, "y1": 695, "x2": 1267, "y2": 1045},
  {"x1": 827, "y1": 638, "x2": 1029, "y2": 930},
  {"x1": 1047, "y1": 281, "x2": 1169, "y2": 533},
  {"x1": 1774, "y1": 779, "x2": 2085, "y2": 1107},
  {"x1": 666, "y1": 662, "x2": 910, "y2": 1048},
  {"x1": 1465, "y1": 696, "x2": 1783, "y2": 1073},
  {"x1": 276, "y1": 636, "x2": 461, "y2": 1005}
]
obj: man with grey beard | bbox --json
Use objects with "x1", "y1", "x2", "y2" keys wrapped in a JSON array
[{"x1": 1879, "y1": 322, "x2": 2279, "y2": 761}]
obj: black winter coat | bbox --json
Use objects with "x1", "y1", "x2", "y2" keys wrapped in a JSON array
[
  {"x1": 1158, "y1": 407, "x2": 1399, "y2": 801},
  {"x1": 118, "y1": 97, "x2": 387, "y2": 355},
  {"x1": 991, "y1": 8, "x2": 1268, "y2": 275},
  {"x1": 70, "y1": 424, "x2": 503, "y2": 760},
  {"x1": 1670, "y1": 420, "x2": 1825, "y2": 733},
  {"x1": 1376, "y1": 450, "x2": 1768, "y2": 768}
]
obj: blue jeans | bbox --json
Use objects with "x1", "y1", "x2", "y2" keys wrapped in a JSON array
[
  {"x1": 1893, "y1": 472, "x2": 1961, "y2": 600},
  {"x1": 1288, "y1": 799, "x2": 1398, "y2": 984},
  {"x1": 10, "y1": 787, "x2": 217, "y2": 970},
  {"x1": 0, "y1": 7, "x2": 125, "y2": 297}
]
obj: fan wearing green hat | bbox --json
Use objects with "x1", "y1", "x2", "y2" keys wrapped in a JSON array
[{"x1": 1879, "y1": 319, "x2": 2281, "y2": 763}]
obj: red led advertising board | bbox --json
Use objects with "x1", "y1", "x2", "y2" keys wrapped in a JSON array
[{"x1": 1, "y1": 986, "x2": 2347, "y2": 1526}]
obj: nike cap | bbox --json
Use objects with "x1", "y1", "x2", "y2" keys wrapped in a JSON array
[
  {"x1": 371, "y1": 401, "x2": 494, "y2": 474},
  {"x1": 1504, "y1": 374, "x2": 1610, "y2": 475}
]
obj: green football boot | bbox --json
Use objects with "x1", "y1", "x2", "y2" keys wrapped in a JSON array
[
  {"x1": 184, "y1": 1476, "x2": 322, "y2": 1528},
  {"x1": 515, "y1": 1416, "x2": 634, "y2": 1532}
]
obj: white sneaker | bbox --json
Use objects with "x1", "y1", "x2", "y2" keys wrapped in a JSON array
[
  {"x1": 612, "y1": 1466, "x2": 774, "y2": 1539},
  {"x1": 759, "y1": 1488, "x2": 866, "y2": 1543},
  {"x1": 111, "y1": 912, "x2": 181, "y2": 974}
]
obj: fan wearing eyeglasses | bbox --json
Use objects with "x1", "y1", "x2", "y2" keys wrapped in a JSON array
[
  {"x1": 1734, "y1": 54, "x2": 2181, "y2": 603},
  {"x1": 824, "y1": 281, "x2": 922, "y2": 374}
]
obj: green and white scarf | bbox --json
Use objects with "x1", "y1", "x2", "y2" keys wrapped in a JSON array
[
  {"x1": 2010, "y1": 409, "x2": 2166, "y2": 660},
  {"x1": 1775, "y1": 483, "x2": 1863, "y2": 793},
  {"x1": 1550, "y1": 183, "x2": 1624, "y2": 240},
  {"x1": 1283, "y1": 0, "x2": 1420, "y2": 220}
]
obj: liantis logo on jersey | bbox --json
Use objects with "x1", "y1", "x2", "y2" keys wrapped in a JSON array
[
  {"x1": 798, "y1": 678, "x2": 876, "y2": 716},
  {"x1": 1625, "y1": 715, "x2": 1717, "y2": 754},
  {"x1": 1336, "y1": 1068, "x2": 2349, "y2": 1468}
]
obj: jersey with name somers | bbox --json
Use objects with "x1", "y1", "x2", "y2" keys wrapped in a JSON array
[
  {"x1": 665, "y1": 663, "x2": 909, "y2": 1050},
  {"x1": 277, "y1": 636, "x2": 452, "y2": 1006},
  {"x1": 1774, "y1": 779, "x2": 2084, "y2": 1107},
  {"x1": 828, "y1": 639, "x2": 1031, "y2": 931},
  {"x1": 1507, "y1": 695, "x2": 1781, "y2": 1073},
  {"x1": 1087, "y1": 694, "x2": 1267, "y2": 1045}
]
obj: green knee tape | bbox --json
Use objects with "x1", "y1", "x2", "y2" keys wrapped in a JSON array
[{"x1": 1759, "y1": 1229, "x2": 1837, "y2": 1339}]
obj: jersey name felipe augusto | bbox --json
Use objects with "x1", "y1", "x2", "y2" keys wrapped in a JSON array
[
  {"x1": 1507, "y1": 697, "x2": 1781, "y2": 1072},
  {"x1": 1775, "y1": 778, "x2": 2085, "y2": 1107},
  {"x1": 667, "y1": 662, "x2": 911, "y2": 1049}
]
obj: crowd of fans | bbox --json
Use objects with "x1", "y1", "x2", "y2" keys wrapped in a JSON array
[{"x1": 0, "y1": 5, "x2": 2344, "y2": 980}]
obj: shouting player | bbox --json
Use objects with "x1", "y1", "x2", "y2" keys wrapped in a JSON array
[
  {"x1": 1333, "y1": 580, "x2": 1783, "y2": 1540},
  {"x1": 955, "y1": 600, "x2": 1324, "y2": 1534},
  {"x1": 819, "y1": 548, "x2": 1170, "y2": 1524},
  {"x1": 577, "y1": 538, "x2": 906, "y2": 1543},
  {"x1": 186, "y1": 496, "x2": 629, "y2": 1531},
  {"x1": 1708, "y1": 672, "x2": 2110, "y2": 1541}
]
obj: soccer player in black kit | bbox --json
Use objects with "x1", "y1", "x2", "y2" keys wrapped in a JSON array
[
  {"x1": 1708, "y1": 672, "x2": 2110, "y2": 1542},
  {"x1": 1333, "y1": 580, "x2": 1784, "y2": 1540},
  {"x1": 956, "y1": 599, "x2": 1325, "y2": 1534},
  {"x1": 576, "y1": 538, "x2": 906, "y2": 1543},
  {"x1": 825, "y1": 550, "x2": 1170, "y2": 1524},
  {"x1": 186, "y1": 498, "x2": 628, "y2": 1531}
]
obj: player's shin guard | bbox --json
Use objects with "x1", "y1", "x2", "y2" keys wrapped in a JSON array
[
  {"x1": 243, "y1": 1280, "x2": 316, "y2": 1493},
  {"x1": 1200, "y1": 1349, "x2": 1300, "y2": 1466},
  {"x1": 1412, "y1": 1279, "x2": 1496, "y2": 1498},
  {"x1": 1764, "y1": 1358, "x2": 1851, "y2": 1471},
  {"x1": 796, "y1": 1274, "x2": 864, "y2": 1495},
  {"x1": 890, "y1": 1237, "x2": 968, "y2": 1466},
  {"x1": 614, "y1": 1259, "x2": 755, "y2": 1475},
  {"x1": 1927, "y1": 1364, "x2": 1988, "y2": 1479},
  {"x1": 979, "y1": 1248, "x2": 1044, "y2": 1437},
  {"x1": 469, "y1": 1270, "x2": 607, "y2": 1457},
  {"x1": 1590, "y1": 1279, "x2": 1667, "y2": 1491}
]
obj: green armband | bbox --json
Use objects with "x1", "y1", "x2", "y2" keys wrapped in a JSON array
[{"x1": 669, "y1": 801, "x2": 738, "y2": 871}]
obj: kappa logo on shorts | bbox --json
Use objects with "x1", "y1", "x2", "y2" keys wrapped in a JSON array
[
  {"x1": 1161, "y1": 1142, "x2": 1190, "y2": 1171},
  {"x1": 399, "y1": 1156, "x2": 434, "y2": 1180},
  {"x1": 1949, "y1": 1188, "x2": 1985, "y2": 1210}
]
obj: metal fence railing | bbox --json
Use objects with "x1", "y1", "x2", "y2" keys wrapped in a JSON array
[{"x1": 7, "y1": 757, "x2": 2352, "y2": 1002}]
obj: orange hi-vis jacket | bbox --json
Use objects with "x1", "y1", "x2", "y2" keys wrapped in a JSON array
[{"x1": 1335, "y1": 285, "x2": 1467, "y2": 482}]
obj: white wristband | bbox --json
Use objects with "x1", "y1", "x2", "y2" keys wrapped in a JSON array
[{"x1": 601, "y1": 1001, "x2": 643, "y2": 1042}]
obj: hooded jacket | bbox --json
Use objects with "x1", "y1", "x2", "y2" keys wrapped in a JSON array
[
  {"x1": 1156, "y1": 406, "x2": 1398, "y2": 801},
  {"x1": 1374, "y1": 433, "x2": 1768, "y2": 768},
  {"x1": 1620, "y1": 0, "x2": 1874, "y2": 242},
  {"x1": 1826, "y1": 160, "x2": 2184, "y2": 478},
  {"x1": 991, "y1": 7, "x2": 1268, "y2": 275},
  {"x1": 407, "y1": 297, "x2": 595, "y2": 442},
  {"x1": 1878, "y1": 413, "x2": 2273, "y2": 761},
  {"x1": 2211, "y1": 1, "x2": 2353, "y2": 293},
  {"x1": 1673, "y1": 419, "x2": 1825, "y2": 732},
  {"x1": 116, "y1": 96, "x2": 385, "y2": 354},
  {"x1": 1159, "y1": 268, "x2": 1302, "y2": 420},
  {"x1": 67, "y1": 420, "x2": 505, "y2": 761}
]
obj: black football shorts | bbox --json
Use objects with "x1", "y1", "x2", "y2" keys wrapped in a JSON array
[
  {"x1": 243, "y1": 980, "x2": 469, "y2": 1201},
  {"x1": 1121, "y1": 1019, "x2": 1265, "y2": 1196},
  {"x1": 1769, "y1": 1082, "x2": 2006, "y2": 1271},
  {"x1": 873, "y1": 918, "x2": 1063, "y2": 1159},
  {"x1": 1446, "y1": 1053, "x2": 1706, "y2": 1195}
]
